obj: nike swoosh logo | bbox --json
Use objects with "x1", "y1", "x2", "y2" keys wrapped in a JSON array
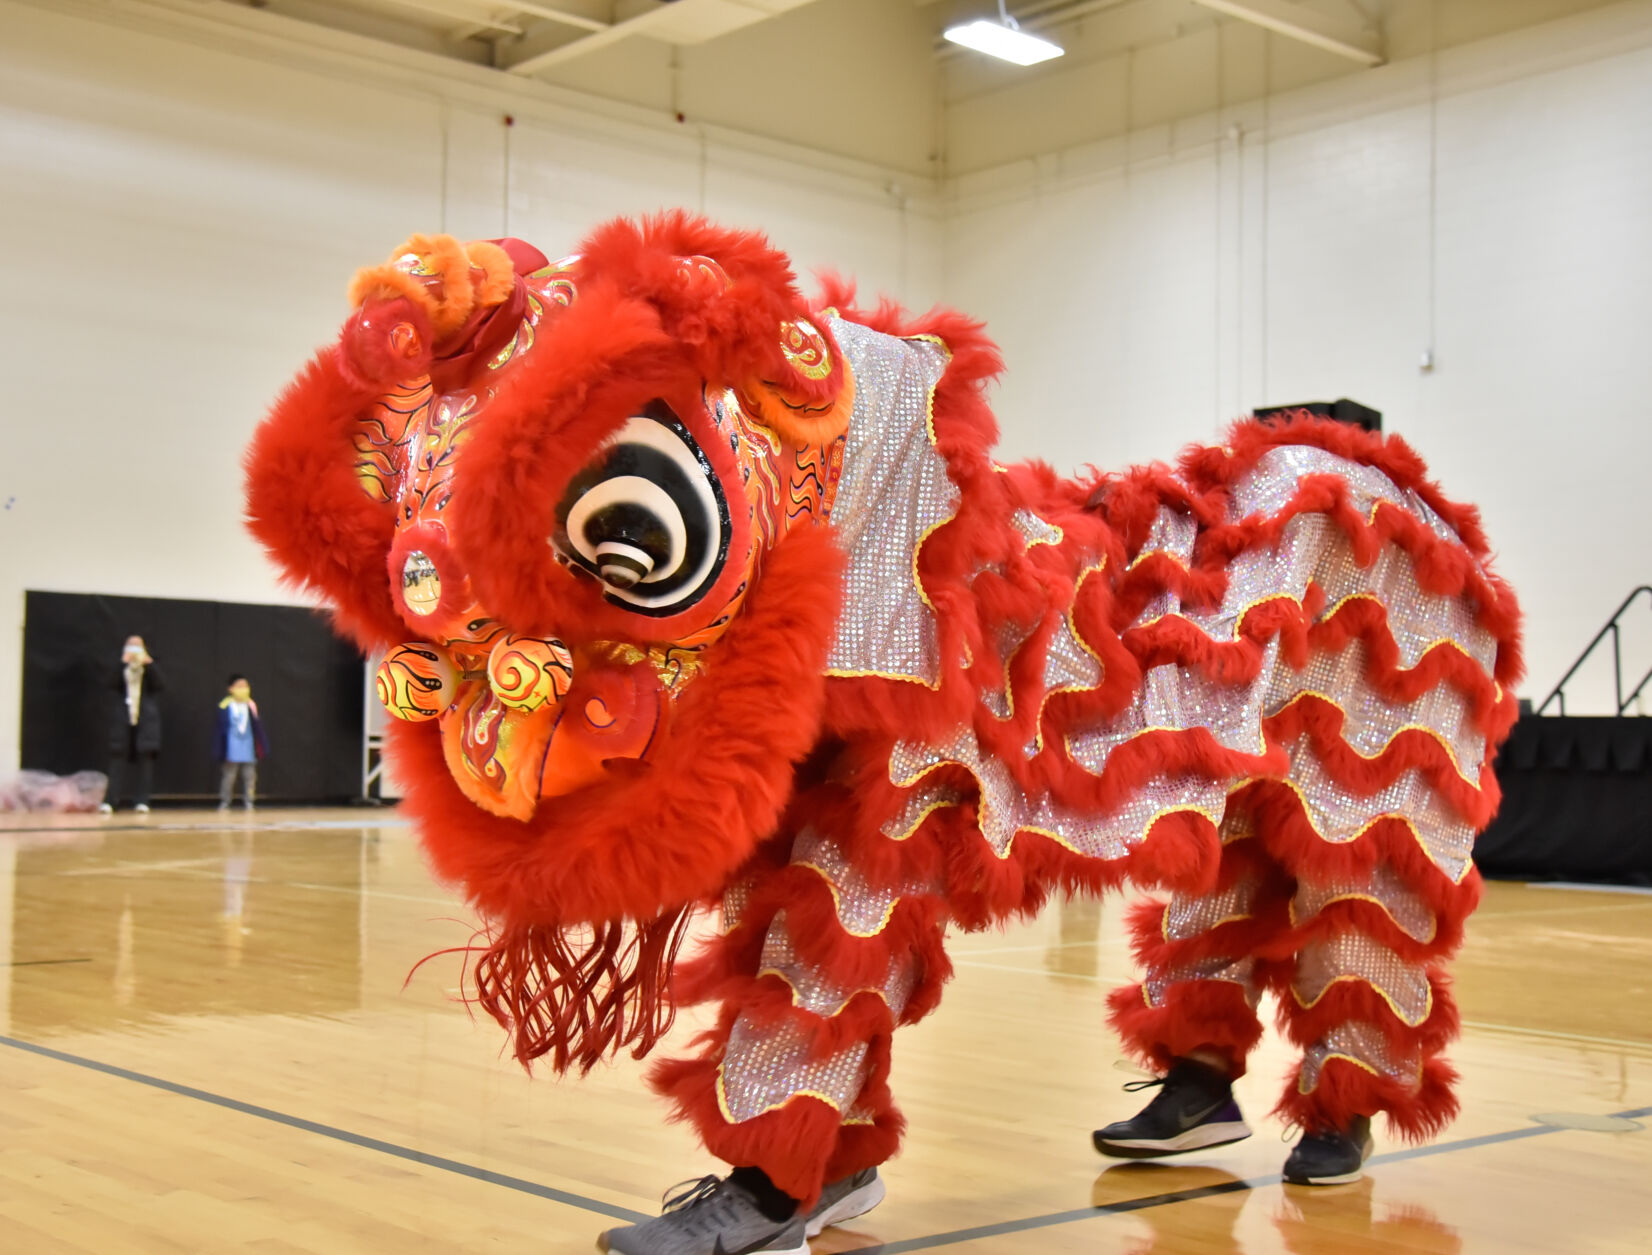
[
  {"x1": 1176, "y1": 1100, "x2": 1223, "y2": 1131},
  {"x1": 712, "y1": 1235, "x2": 790, "y2": 1255}
]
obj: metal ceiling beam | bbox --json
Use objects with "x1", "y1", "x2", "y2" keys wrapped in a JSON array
[
  {"x1": 1188, "y1": 0, "x2": 1383, "y2": 65},
  {"x1": 376, "y1": 0, "x2": 524, "y2": 35},
  {"x1": 508, "y1": 2, "x2": 610, "y2": 33}
]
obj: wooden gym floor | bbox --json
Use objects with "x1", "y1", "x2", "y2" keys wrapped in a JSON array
[{"x1": 1, "y1": 809, "x2": 1648, "y2": 1253}]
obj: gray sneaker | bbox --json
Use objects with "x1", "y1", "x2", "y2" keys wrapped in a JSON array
[
  {"x1": 804, "y1": 1167, "x2": 885, "y2": 1237},
  {"x1": 599, "y1": 1175, "x2": 807, "y2": 1255}
]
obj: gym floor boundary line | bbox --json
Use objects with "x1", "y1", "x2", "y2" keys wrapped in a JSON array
[
  {"x1": 847, "y1": 1104, "x2": 1652, "y2": 1253},
  {"x1": 0, "y1": 1033, "x2": 651, "y2": 1226},
  {"x1": 2, "y1": 1033, "x2": 1645, "y2": 1248}
]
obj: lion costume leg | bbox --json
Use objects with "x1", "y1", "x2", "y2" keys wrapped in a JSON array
[
  {"x1": 654, "y1": 806, "x2": 948, "y2": 1211},
  {"x1": 1266, "y1": 803, "x2": 1478, "y2": 1141},
  {"x1": 1097, "y1": 432, "x2": 1519, "y2": 1173},
  {"x1": 1107, "y1": 825, "x2": 1292, "y2": 1080},
  {"x1": 1107, "y1": 797, "x2": 1476, "y2": 1146}
]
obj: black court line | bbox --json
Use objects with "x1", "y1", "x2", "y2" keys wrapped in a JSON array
[
  {"x1": 1, "y1": 958, "x2": 92, "y2": 967},
  {"x1": 0, "y1": 1034, "x2": 651, "y2": 1226},
  {"x1": 3, "y1": 1031, "x2": 1646, "y2": 1249},
  {"x1": 846, "y1": 1104, "x2": 1652, "y2": 1254}
]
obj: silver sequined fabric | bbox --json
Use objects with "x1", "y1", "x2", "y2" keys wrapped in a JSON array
[
  {"x1": 880, "y1": 784, "x2": 966, "y2": 841},
  {"x1": 1281, "y1": 748, "x2": 1478, "y2": 883},
  {"x1": 1145, "y1": 955, "x2": 1258, "y2": 1008},
  {"x1": 792, "y1": 826, "x2": 935, "y2": 937},
  {"x1": 758, "y1": 910, "x2": 918, "y2": 1018},
  {"x1": 1298, "y1": 1021, "x2": 1423, "y2": 1093},
  {"x1": 890, "y1": 723, "x2": 1226, "y2": 862},
  {"x1": 1129, "y1": 507, "x2": 1199, "y2": 628},
  {"x1": 823, "y1": 318, "x2": 956, "y2": 684},
  {"x1": 877, "y1": 446, "x2": 1496, "y2": 883},
  {"x1": 716, "y1": 826, "x2": 936, "y2": 1128},
  {"x1": 1163, "y1": 876, "x2": 1262, "y2": 941},
  {"x1": 1294, "y1": 933, "x2": 1433, "y2": 1026},
  {"x1": 1267, "y1": 638, "x2": 1486, "y2": 784},
  {"x1": 1293, "y1": 864, "x2": 1438, "y2": 944},
  {"x1": 717, "y1": 1017, "x2": 870, "y2": 1124},
  {"x1": 1307, "y1": 529, "x2": 1497, "y2": 673}
]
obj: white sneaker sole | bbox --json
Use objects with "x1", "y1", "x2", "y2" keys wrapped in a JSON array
[
  {"x1": 598, "y1": 1231, "x2": 808, "y2": 1255},
  {"x1": 1286, "y1": 1167, "x2": 1365, "y2": 1186},
  {"x1": 1095, "y1": 1119, "x2": 1254, "y2": 1157},
  {"x1": 806, "y1": 1175, "x2": 886, "y2": 1238},
  {"x1": 1284, "y1": 1136, "x2": 1375, "y2": 1186}
]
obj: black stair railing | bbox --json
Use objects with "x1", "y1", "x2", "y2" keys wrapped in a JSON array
[{"x1": 1537, "y1": 585, "x2": 1652, "y2": 716}]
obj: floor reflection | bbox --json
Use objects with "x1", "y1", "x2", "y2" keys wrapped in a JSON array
[
  {"x1": 1091, "y1": 1162, "x2": 1462, "y2": 1253},
  {"x1": 1, "y1": 824, "x2": 365, "y2": 1036},
  {"x1": 1045, "y1": 894, "x2": 1105, "y2": 979}
]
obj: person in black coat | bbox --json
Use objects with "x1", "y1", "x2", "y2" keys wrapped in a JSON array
[{"x1": 101, "y1": 635, "x2": 163, "y2": 814}]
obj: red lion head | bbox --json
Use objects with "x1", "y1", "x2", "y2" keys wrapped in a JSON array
[{"x1": 246, "y1": 216, "x2": 859, "y2": 1068}]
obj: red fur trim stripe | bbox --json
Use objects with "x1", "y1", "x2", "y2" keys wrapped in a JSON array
[
  {"x1": 1276, "y1": 1054, "x2": 1460, "y2": 1143},
  {"x1": 1106, "y1": 977, "x2": 1264, "y2": 1078}
]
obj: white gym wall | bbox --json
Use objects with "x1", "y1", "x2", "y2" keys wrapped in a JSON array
[
  {"x1": 0, "y1": 0, "x2": 941, "y2": 777},
  {"x1": 944, "y1": 2, "x2": 1652, "y2": 716},
  {"x1": 2, "y1": 0, "x2": 1650, "y2": 778}
]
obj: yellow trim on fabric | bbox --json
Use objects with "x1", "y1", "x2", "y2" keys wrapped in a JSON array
[
  {"x1": 795, "y1": 861, "x2": 902, "y2": 937},
  {"x1": 884, "y1": 796, "x2": 962, "y2": 842},
  {"x1": 1270, "y1": 688, "x2": 1483, "y2": 786},
  {"x1": 995, "y1": 802, "x2": 1226, "y2": 865},
  {"x1": 1128, "y1": 547, "x2": 1191, "y2": 572},
  {"x1": 888, "y1": 747, "x2": 1225, "y2": 865},
  {"x1": 1060, "y1": 717, "x2": 1270, "y2": 768},
  {"x1": 1296, "y1": 1053, "x2": 1423, "y2": 1094},
  {"x1": 757, "y1": 967, "x2": 896, "y2": 1016},
  {"x1": 1160, "y1": 908, "x2": 1255, "y2": 943},
  {"x1": 1242, "y1": 774, "x2": 1477, "y2": 885},
  {"x1": 825, "y1": 665, "x2": 939, "y2": 687},
  {"x1": 1031, "y1": 564, "x2": 1111, "y2": 752},
  {"x1": 1288, "y1": 891, "x2": 1439, "y2": 944},
  {"x1": 1320, "y1": 593, "x2": 1485, "y2": 667},
  {"x1": 715, "y1": 1070, "x2": 843, "y2": 1124},
  {"x1": 1291, "y1": 973, "x2": 1434, "y2": 1027}
]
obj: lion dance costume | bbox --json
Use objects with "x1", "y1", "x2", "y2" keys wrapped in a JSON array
[{"x1": 246, "y1": 216, "x2": 1521, "y2": 1244}]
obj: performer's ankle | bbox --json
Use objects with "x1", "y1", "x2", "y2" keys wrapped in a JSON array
[
  {"x1": 728, "y1": 1165, "x2": 800, "y2": 1222},
  {"x1": 1182, "y1": 1048, "x2": 1238, "y2": 1080}
]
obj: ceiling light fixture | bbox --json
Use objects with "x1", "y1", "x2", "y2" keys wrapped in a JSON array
[{"x1": 944, "y1": 1, "x2": 1064, "y2": 67}]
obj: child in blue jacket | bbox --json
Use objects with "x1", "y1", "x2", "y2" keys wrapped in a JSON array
[{"x1": 215, "y1": 675, "x2": 269, "y2": 811}]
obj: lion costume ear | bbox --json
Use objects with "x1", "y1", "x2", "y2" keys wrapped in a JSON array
[
  {"x1": 741, "y1": 315, "x2": 855, "y2": 445},
  {"x1": 650, "y1": 233, "x2": 858, "y2": 445},
  {"x1": 348, "y1": 233, "x2": 519, "y2": 338}
]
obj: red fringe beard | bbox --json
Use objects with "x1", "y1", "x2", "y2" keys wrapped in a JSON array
[{"x1": 459, "y1": 906, "x2": 697, "y2": 1074}]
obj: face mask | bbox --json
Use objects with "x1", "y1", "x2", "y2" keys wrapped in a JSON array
[{"x1": 230, "y1": 685, "x2": 251, "y2": 702}]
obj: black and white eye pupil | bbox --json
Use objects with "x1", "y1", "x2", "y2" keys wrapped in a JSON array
[{"x1": 553, "y1": 402, "x2": 731, "y2": 617}]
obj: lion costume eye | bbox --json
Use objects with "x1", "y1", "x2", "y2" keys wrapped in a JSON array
[{"x1": 552, "y1": 400, "x2": 732, "y2": 617}]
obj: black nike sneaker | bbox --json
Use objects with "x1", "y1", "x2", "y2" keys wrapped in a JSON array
[
  {"x1": 1092, "y1": 1058, "x2": 1254, "y2": 1159},
  {"x1": 1282, "y1": 1116, "x2": 1373, "y2": 1185}
]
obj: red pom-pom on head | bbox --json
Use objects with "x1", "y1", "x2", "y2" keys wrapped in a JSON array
[{"x1": 339, "y1": 296, "x2": 434, "y2": 390}]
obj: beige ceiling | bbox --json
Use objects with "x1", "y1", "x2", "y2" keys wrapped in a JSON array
[{"x1": 77, "y1": 1, "x2": 1627, "y2": 175}]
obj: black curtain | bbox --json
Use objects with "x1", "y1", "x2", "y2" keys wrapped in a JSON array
[
  {"x1": 21, "y1": 591, "x2": 364, "y2": 803},
  {"x1": 1476, "y1": 715, "x2": 1652, "y2": 885}
]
